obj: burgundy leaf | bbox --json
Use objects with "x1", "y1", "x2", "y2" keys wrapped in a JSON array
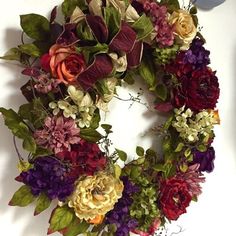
[
  {"x1": 15, "y1": 175, "x2": 23, "y2": 182},
  {"x1": 86, "y1": 15, "x2": 108, "y2": 43},
  {"x1": 155, "y1": 102, "x2": 173, "y2": 113},
  {"x1": 22, "y1": 67, "x2": 40, "y2": 77},
  {"x1": 50, "y1": 6, "x2": 57, "y2": 23},
  {"x1": 127, "y1": 41, "x2": 143, "y2": 69},
  {"x1": 77, "y1": 54, "x2": 113, "y2": 90},
  {"x1": 50, "y1": 23, "x2": 63, "y2": 44},
  {"x1": 57, "y1": 23, "x2": 79, "y2": 45},
  {"x1": 109, "y1": 22, "x2": 136, "y2": 53}
]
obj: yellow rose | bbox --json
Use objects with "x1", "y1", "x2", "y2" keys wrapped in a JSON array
[
  {"x1": 170, "y1": 10, "x2": 197, "y2": 50},
  {"x1": 68, "y1": 172, "x2": 124, "y2": 221}
]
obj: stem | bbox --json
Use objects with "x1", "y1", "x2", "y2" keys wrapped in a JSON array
[{"x1": 13, "y1": 136, "x2": 24, "y2": 161}]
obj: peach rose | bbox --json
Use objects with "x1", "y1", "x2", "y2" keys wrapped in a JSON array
[
  {"x1": 170, "y1": 10, "x2": 197, "y2": 50},
  {"x1": 47, "y1": 44, "x2": 86, "y2": 84}
]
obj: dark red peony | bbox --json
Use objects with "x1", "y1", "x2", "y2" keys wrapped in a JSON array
[
  {"x1": 159, "y1": 178, "x2": 192, "y2": 220},
  {"x1": 57, "y1": 140, "x2": 107, "y2": 178},
  {"x1": 172, "y1": 68, "x2": 220, "y2": 112}
]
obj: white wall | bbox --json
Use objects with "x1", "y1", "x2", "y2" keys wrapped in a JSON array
[{"x1": 0, "y1": 0, "x2": 235, "y2": 235}]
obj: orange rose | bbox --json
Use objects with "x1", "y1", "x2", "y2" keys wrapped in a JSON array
[{"x1": 49, "y1": 44, "x2": 86, "y2": 84}]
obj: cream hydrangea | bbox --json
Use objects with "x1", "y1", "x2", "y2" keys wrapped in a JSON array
[
  {"x1": 68, "y1": 172, "x2": 124, "y2": 221},
  {"x1": 172, "y1": 107, "x2": 220, "y2": 143}
]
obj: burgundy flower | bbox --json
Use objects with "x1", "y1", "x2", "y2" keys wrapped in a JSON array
[
  {"x1": 56, "y1": 140, "x2": 107, "y2": 177},
  {"x1": 34, "y1": 116, "x2": 81, "y2": 154},
  {"x1": 159, "y1": 178, "x2": 192, "y2": 220},
  {"x1": 173, "y1": 68, "x2": 220, "y2": 111}
]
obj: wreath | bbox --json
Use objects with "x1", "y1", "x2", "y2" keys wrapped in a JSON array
[{"x1": 0, "y1": 0, "x2": 220, "y2": 235}]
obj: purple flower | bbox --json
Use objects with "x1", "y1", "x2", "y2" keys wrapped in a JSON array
[
  {"x1": 192, "y1": 147, "x2": 216, "y2": 173},
  {"x1": 34, "y1": 116, "x2": 81, "y2": 154},
  {"x1": 106, "y1": 176, "x2": 139, "y2": 236},
  {"x1": 20, "y1": 156, "x2": 74, "y2": 201},
  {"x1": 183, "y1": 38, "x2": 210, "y2": 68}
]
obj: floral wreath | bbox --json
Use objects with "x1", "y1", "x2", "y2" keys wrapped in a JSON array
[{"x1": 0, "y1": 0, "x2": 220, "y2": 235}]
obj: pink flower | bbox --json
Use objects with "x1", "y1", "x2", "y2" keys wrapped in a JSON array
[
  {"x1": 177, "y1": 164, "x2": 205, "y2": 197},
  {"x1": 34, "y1": 116, "x2": 81, "y2": 154}
]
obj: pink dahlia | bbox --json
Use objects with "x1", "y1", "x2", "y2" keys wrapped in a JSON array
[
  {"x1": 176, "y1": 164, "x2": 205, "y2": 197},
  {"x1": 34, "y1": 116, "x2": 81, "y2": 154}
]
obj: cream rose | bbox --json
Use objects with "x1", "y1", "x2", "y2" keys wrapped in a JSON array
[
  {"x1": 68, "y1": 172, "x2": 124, "y2": 221},
  {"x1": 170, "y1": 10, "x2": 197, "y2": 50}
]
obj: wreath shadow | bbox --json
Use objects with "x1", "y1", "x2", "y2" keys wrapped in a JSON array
[{"x1": 0, "y1": 28, "x2": 59, "y2": 236}]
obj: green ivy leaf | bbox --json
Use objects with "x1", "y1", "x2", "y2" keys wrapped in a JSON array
[
  {"x1": 163, "y1": 116, "x2": 174, "y2": 130},
  {"x1": 196, "y1": 144, "x2": 207, "y2": 152},
  {"x1": 136, "y1": 146, "x2": 144, "y2": 156},
  {"x1": 132, "y1": 14, "x2": 154, "y2": 40},
  {"x1": 152, "y1": 164, "x2": 167, "y2": 173},
  {"x1": 33, "y1": 147, "x2": 53, "y2": 158},
  {"x1": 64, "y1": 218, "x2": 89, "y2": 236},
  {"x1": 139, "y1": 57, "x2": 157, "y2": 90},
  {"x1": 23, "y1": 137, "x2": 37, "y2": 153},
  {"x1": 155, "y1": 84, "x2": 168, "y2": 101},
  {"x1": 48, "y1": 205, "x2": 74, "y2": 233},
  {"x1": 34, "y1": 192, "x2": 51, "y2": 216},
  {"x1": 184, "y1": 148, "x2": 192, "y2": 158},
  {"x1": 104, "y1": 6, "x2": 121, "y2": 39},
  {"x1": 101, "y1": 124, "x2": 112, "y2": 134},
  {"x1": 80, "y1": 128, "x2": 103, "y2": 142},
  {"x1": 20, "y1": 14, "x2": 50, "y2": 40},
  {"x1": 62, "y1": 0, "x2": 87, "y2": 17},
  {"x1": 115, "y1": 148, "x2": 127, "y2": 162},
  {"x1": 9, "y1": 185, "x2": 36, "y2": 207}
]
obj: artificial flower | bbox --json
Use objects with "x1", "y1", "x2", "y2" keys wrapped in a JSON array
[
  {"x1": 172, "y1": 107, "x2": 219, "y2": 143},
  {"x1": 173, "y1": 68, "x2": 220, "y2": 112},
  {"x1": 44, "y1": 44, "x2": 86, "y2": 84},
  {"x1": 34, "y1": 116, "x2": 81, "y2": 153},
  {"x1": 20, "y1": 156, "x2": 74, "y2": 201},
  {"x1": 68, "y1": 172, "x2": 124, "y2": 221},
  {"x1": 192, "y1": 147, "x2": 216, "y2": 173},
  {"x1": 109, "y1": 53, "x2": 128, "y2": 72},
  {"x1": 170, "y1": 10, "x2": 197, "y2": 49},
  {"x1": 57, "y1": 140, "x2": 107, "y2": 178},
  {"x1": 159, "y1": 177, "x2": 192, "y2": 220}
]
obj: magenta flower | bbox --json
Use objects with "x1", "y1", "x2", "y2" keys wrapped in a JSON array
[{"x1": 34, "y1": 116, "x2": 81, "y2": 154}]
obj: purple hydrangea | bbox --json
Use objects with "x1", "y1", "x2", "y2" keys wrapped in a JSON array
[
  {"x1": 192, "y1": 147, "x2": 216, "y2": 173},
  {"x1": 183, "y1": 38, "x2": 210, "y2": 68},
  {"x1": 20, "y1": 156, "x2": 75, "y2": 201},
  {"x1": 106, "y1": 176, "x2": 139, "y2": 236}
]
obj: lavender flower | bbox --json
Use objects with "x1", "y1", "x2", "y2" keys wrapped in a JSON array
[
  {"x1": 106, "y1": 176, "x2": 139, "y2": 236},
  {"x1": 184, "y1": 38, "x2": 210, "y2": 68},
  {"x1": 192, "y1": 147, "x2": 216, "y2": 173},
  {"x1": 20, "y1": 156, "x2": 74, "y2": 201},
  {"x1": 34, "y1": 116, "x2": 81, "y2": 154}
]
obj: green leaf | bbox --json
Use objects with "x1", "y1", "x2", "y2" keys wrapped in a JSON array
[
  {"x1": 139, "y1": 57, "x2": 157, "y2": 90},
  {"x1": 174, "y1": 142, "x2": 185, "y2": 152},
  {"x1": 101, "y1": 124, "x2": 112, "y2": 134},
  {"x1": 49, "y1": 206, "x2": 74, "y2": 232},
  {"x1": 20, "y1": 14, "x2": 50, "y2": 40},
  {"x1": 0, "y1": 107, "x2": 36, "y2": 153},
  {"x1": 184, "y1": 148, "x2": 192, "y2": 158},
  {"x1": 90, "y1": 109, "x2": 101, "y2": 129},
  {"x1": 132, "y1": 14, "x2": 154, "y2": 40},
  {"x1": 33, "y1": 147, "x2": 53, "y2": 158},
  {"x1": 155, "y1": 84, "x2": 168, "y2": 101},
  {"x1": 62, "y1": 0, "x2": 87, "y2": 17},
  {"x1": 123, "y1": 71, "x2": 135, "y2": 85},
  {"x1": 160, "y1": 0, "x2": 180, "y2": 12},
  {"x1": 163, "y1": 116, "x2": 174, "y2": 130},
  {"x1": 192, "y1": 15, "x2": 198, "y2": 27},
  {"x1": 34, "y1": 193, "x2": 51, "y2": 215},
  {"x1": 80, "y1": 128, "x2": 103, "y2": 142},
  {"x1": 180, "y1": 163, "x2": 188, "y2": 173},
  {"x1": 0, "y1": 47, "x2": 22, "y2": 61},
  {"x1": 115, "y1": 148, "x2": 127, "y2": 162},
  {"x1": 136, "y1": 146, "x2": 144, "y2": 156},
  {"x1": 145, "y1": 148, "x2": 157, "y2": 158},
  {"x1": 196, "y1": 144, "x2": 207, "y2": 152},
  {"x1": 130, "y1": 166, "x2": 141, "y2": 179},
  {"x1": 18, "y1": 43, "x2": 43, "y2": 57},
  {"x1": 152, "y1": 164, "x2": 166, "y2": 173},
  {"x1": 190, "y1": 6, "x2": 197, "y2": 15},
  {"x1": 9, "y1": 185, "x2": 36, "y2": 207},
  {"x1": 23, "y1": 136, "x2": 37, "y2": 153},
  {"x1": 104, "y1": 7, "x2": 121, "y2": 39},
  {"x1": 64, "y1": 218, "x2": 89, "y2": 236},
  {"x1": 76, "y1": 21, "x2": 94, "y2": 41}
]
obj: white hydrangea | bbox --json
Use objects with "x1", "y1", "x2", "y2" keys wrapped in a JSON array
[{"x1": 172, "y1": 106, "x2": 220, "y2": 143}]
